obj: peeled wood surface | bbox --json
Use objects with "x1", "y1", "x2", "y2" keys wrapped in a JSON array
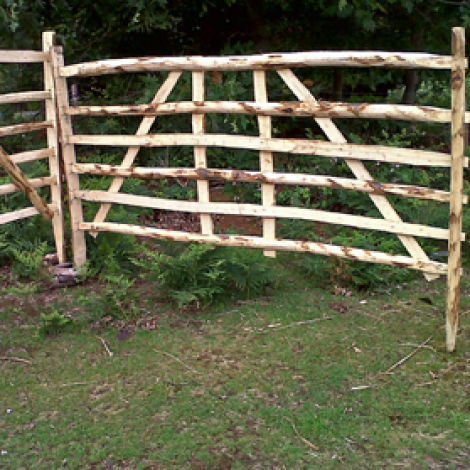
[
  {"x1": 10, "y1": 148, "x2": 54, "y2": 165},
  {"x1": 0, "y1": 91, "x2": 51, "y2": 105},
  {"x1": 69, "y1": 133, "x2": 457, "y2": 167},
  {"x1": 0, "y1": 121, "x2": 53, "y2": 137},
  {"x1": 76, "y1": 189, "x2": 463, "y2": 241},
  {"x1": 66, "y1": 100, "x2": 463, "y2": 124},
  {"x1": 59, "y1": 51, "x2": 457, "y2": 77},
  {"x1": 278, "y1": 68, "x2": 441, "y2": 283},
  {"x1": 0, "y1": 50, "x2": 46, "y2": 63},
  {"x1": 80, "y1": 222, "x2": 449, "y2": 276},
  {"x1": 192, "y1": 71, "x2": 213, "y2": 235},
  {"x1": 90, "y1": 71, "x2": 182, "y2": 234},
  {"x1": 446, "y1": 27, "x2": 466, "y2": 352},
  {"x1": 0, "y1": 175, "x2": 55, "y2": 196},
  {"x1": 43, "y1": 30, "x2": 66, "y2": 264},
  {"x1": 0, "y1": 204, "x2": 56, "y2": 225},
  {"x1": 0, "y1": 146, "x2": 54, "y2": 220},
  {"x1": 72, "y1": 164, "x2": 465, "y2": 204}
]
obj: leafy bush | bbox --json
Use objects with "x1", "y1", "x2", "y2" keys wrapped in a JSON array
[{"x1": 134, "y1": 242, "x2": 275, "y2": 308}]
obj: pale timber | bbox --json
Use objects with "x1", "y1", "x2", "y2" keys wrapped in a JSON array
[
  {"x1": 278, "y1": 68, "x2": 441, "y2": 282},
  {"x1": 446, "y1": 27, "x2": 466, "y2": 352},
  {"x1": 0, "y1": 176, "x2": 55, "y2": 196},
  {"x1": 66, "y1": 100, "x2": 463, "y2": 124},
  {"x1": 0, "y1": 121, "x2": 53, "y2": 137},
  {"x1": 0, "y1": 146, "x2": 54, "y2": 220},
  {"x1": 0, "y1": 91, "x2": 51, "y2": 105},
  {"x1": 59, "y1": 51, "x2": 458, "y2": 78},
  {"x1": 69, "y1": 133, "x2": 457, "y2": 167},
  {"x1": 43, "y1": 31, "x2": 66, "y2": 263},
  {"x1": 80, "y1": 222, "x2": 449, "y2": 276},
  {"x1": 192, "y1": 71, "x2": 213, "y2": 234},
  {"x1": 0, "y1": 50, "x2": 46, "y2": 63},
  {"x1": 0, "y1": 204, "x2": 56, "y2": 225},
  {"x1": 90, "y1": 71, "x2": 182, "y2": 235},
  {"x1": 254, "y1": 70, "x2": 276, "y2": 256},
  {"x1": 51, "y1": 46, "x2": 87, "y2": 267},
  {"x1": 76, "y1": 190, "x2": 462, "y2": 242},
  {"x1": 71, "y1": 164, "x2": 466, "y2": 204},
  {"x1": 10, "y1": 148, "x2": 54, "y2": 165}
]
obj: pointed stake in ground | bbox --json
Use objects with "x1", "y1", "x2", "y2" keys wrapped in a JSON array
[
  {"x1": 0, "y1": 146, "x2": 54, "y2": 220},
  {"x1": 446, "y1": 27, "x2": 466, "y2": 352}
]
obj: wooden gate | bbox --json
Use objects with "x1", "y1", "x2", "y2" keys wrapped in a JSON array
[
  {"x1": 45, "y1": 29, "x2": 468, "y2": 350},
  {"x1": 0, "y1": 32, "x2": 65, "y2": 263}
]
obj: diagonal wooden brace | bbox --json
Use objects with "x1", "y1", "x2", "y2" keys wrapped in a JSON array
[
  {"x1": 89, "y1": 71, "x2": 182, "y2": 236},
  {"x1": 277, "y1": 69, "x2": 439, "y2": 281},
  {"x1": 0, "y1": 145, "x2": 54, "y2": 220}
]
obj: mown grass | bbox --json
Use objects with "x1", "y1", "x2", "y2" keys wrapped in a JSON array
[{"x1": 0, "y1": 258, "x2": 469, "y2": 469}]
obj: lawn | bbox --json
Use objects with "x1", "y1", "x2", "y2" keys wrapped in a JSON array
[{"x1": 1, "y1": 258, "x2": 469, "y2": 469}]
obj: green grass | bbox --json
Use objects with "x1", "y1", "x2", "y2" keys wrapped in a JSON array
[{"x1": 1, "y1": 258, "x2": 469, "y2": 469}]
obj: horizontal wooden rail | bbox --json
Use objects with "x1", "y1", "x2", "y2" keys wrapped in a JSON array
[
  {"x1": 0, "y1": 204, "x2": 56, "y2": 225},
  {"x1": 10, "y1": 148, "x2": 55, "y2": 165},
  {"x1": 0, "y1": 121, "x2": 53, "y2": 137},
  {"x1": 69, "y1": 133, "x2": 461, "y2": 168},
  {"x1": 76, "y1": 190, "x2": 464, "y2": 241},
  {"x1": 0, "y1": 175, "x2": 55, "y2": 196},
  {"x1": 72, "y1": 163, "x2": 467, "y2": 204},
  {"x1": 0, "y1": 91, "x2": 51, "y2": 105},
  {"x1": 66, "y1": 100, "x2": 460, "y2": 123},
  {"x1": 80, "y1": 221, "x2": 449, "y2": 276},
  {"x1": 0, "y1": 50, "x2": 46, "y2": 63},
  {"x1": 59, "y1": 51, "x2": 458, "y2": 77}
]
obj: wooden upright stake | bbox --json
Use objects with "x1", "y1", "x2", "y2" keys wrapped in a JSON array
[
  {"x1": 446, "y1": 27, "x2": 466, "y2": 352},
  {"x1": 192, "y1": 71, "x2": 213, "y2": 235},
  {"x1": 51, "y1": 45, "x2": 87, "y2": 268},
  {"x1": 42, "y1": 31, "x2": 66, "y2": 263},
  {"x1": 254, "y1": 70, "x2": 276, "y2": 257}
]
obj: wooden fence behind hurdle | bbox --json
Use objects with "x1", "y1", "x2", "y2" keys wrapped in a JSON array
[
  {"x1": 46, "y1": 29, "x2": 468, "y2": 350},
  {"x1": 0, "y1": 32, "x2": 65, "y2": 262}
]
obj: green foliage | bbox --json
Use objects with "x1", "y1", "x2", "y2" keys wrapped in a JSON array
[
  {"x1": 39, "y1": 310, "x2": 73, "y2": 336},
  {"x1": 134, "y1": 242, "x2": 274, "y2": 308}
]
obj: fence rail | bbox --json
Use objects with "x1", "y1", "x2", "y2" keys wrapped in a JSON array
[
  {"x1": 0, "y1": 32, "x2": 65, "y2": 263},
  {"x1": 1, "y1": 29, "x2": 466, "y2": 351}
]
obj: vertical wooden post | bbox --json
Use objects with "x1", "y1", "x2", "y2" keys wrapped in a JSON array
[
  {"x1": 51, "y1": 45, "x2": 87, "y2": 268},
  {"x1": 42, "y1": 31, "x2": 66, "y2": 263},
  {"x1": 254, "y1": 70, "x2": 276, "y2": 257},
  {"x1": 446, "y1": 27, "x2": 466, "y2": 352},
  {"x1": 192, "y1": 71, "x2": 213, "y2": 235}
]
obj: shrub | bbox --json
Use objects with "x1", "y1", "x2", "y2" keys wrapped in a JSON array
[{"x1": 134, "y1": 242, "x2": 275, "y2": 308}]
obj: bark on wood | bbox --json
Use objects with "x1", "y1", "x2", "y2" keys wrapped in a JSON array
[
  {"x1": 0, "y1": 146, "x2": 54, "y2": 220},
  {"x1": 89, "y1": 71, "x2": 182, "y2": 235},
  {"x1": 0, "y1": 121, "x2": 53, "y2": 137},
  {"x1": 69, "y1": 133, "x2": 455, "y2": 167},
  {"x1": 65, "y1": 100, "x2": 460, "y2": 123},
  {"x1": 446, "y1": 27, "x2": 466, "y2": 352},
  {"x1": 80, "y1": 222, "x2": 449, "y2": 276},
  {"x1": 278, "y1": 68, "x2": 441, "y2": 282},
  {"x1": 0, "y1": 176, "x2": 55, "y2": 196},
  {"x1": 76, "y1": 190, "x2": 462, "y2": 241},
  {"x1": 59, "y1": 51, "x2": 458, "y2": 78},
  {"x1": 71, "y1": 164, "x2": 466, "y2": 203},
  {"x1": 254, "y1": 70, "x2": 276, "y2": 257}
]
